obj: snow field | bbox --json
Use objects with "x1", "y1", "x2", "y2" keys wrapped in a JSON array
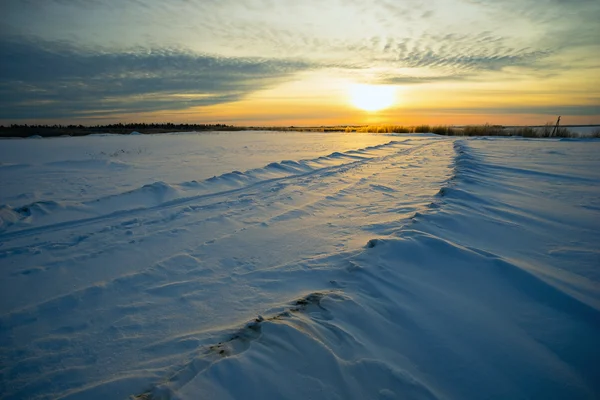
[{"x1": 0, "y1": 132, "x2": 599, "y2": 399}]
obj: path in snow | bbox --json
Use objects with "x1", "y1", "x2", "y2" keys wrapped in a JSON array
[
  {"x1": 0, "y1": 136, "x2": 454, "y2": 399},
  {"x1": 136, "y1": 138, "x2": 599, "y2": 400},
  {"x1": 0, "y1": 131, "x2": 400, "y2": 209},
  {"x1": 1, "y1": 134, "x2": 598, "y2": 399}
]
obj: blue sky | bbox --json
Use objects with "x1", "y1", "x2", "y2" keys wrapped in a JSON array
[{"x1": 1, "y1": 0, "x2": 599, "y2": 125}]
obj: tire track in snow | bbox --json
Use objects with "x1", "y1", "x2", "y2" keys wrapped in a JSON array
[
  {"x1": 168, "y1": 140, "x2": 452, "y2": 251},
  {"x1": 0, "y1": 139, "x2": 452, "y2": 316},
  {"x1": 0, "y1": 140, "x2": 404, "y2": 234},
  {"x1": 0, "y1": 139, "x2": 445, "y2": 245},
  {"x1": 132, "y1": 138, "x2": 600, "y2": 400},
  {"x1": 0, "y1": 137, "x2": 456, "y2": 400}
]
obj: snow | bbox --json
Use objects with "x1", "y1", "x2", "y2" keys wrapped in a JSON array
[
  {"x1": 566, "y1": 126, "x2": 600, "y2": 136},
  {"x1": 0, "y1": 132, "x2": 599, "y2": 400},
  {"x1": 0, "y1": 131, "x2": 402, "y2": 210}
]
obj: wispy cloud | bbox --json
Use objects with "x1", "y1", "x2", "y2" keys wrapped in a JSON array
[
  {"x1": 424, "y1": 104, "x2": 600, "y2": 116},
  {"x1": 375, "y1": 32, "x2": 550, "y2": 72},
  {"x1": 0, "y1": 37, "x2": 315, "y2": 119},
  {"x1": 1, "y1": 0, "x2": 598, "y2": 121},
  {"x1": 462, "y1": 0, "x2": 600, "y2": 49}
]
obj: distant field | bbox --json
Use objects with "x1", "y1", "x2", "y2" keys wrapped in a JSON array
[
  {"x1": 2, "y1": 124, "x2": 599, "y2": 138},
  {"x1": 1, "y1": 132, "x2": 599, "y2": 399}
]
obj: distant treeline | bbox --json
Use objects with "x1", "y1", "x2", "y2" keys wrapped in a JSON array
[
  {"x1": 1, "y1": 122, "x2": 599, "y2": 138},
  {"x1": 270, "y1": 123, "x2": 600, "y2": 137},
  {"x1": 344, "y1": 123, "x2": 600, "y2": 138},
  {"x1": 0, "y1": 123, "x2": 241, "y2": 138}
]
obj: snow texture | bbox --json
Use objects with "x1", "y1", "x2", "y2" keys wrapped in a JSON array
[{"x1": 0, "y1": 132, "x2": 598, "y2": 400}]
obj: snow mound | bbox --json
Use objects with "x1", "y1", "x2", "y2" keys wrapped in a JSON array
[
  {"x1": 2, "y1": 133, "x2": 599, "y2": 399},
  {"x1": 0, "y1": 140, "x2": 407, "y2": 234},
  {"x1": 132, "y1": 138, "x2": 600, "y2": 399},
  {"x1": 0, "y1": 200, "x2": 73, "y2": 231},
  {"x1": 0, "y1": 205, "x2": 21, "y2": 230}
]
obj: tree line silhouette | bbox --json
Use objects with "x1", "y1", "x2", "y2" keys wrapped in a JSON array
[
  {"x1": 1, "y1": 122, "x2": 597, "y2": 138},
  {"x1": 0, "y1": 123, "x2": 239, "y2": 137}
]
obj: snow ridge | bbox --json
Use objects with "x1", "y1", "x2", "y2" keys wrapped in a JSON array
[
  {"x1": 2, "y1": 135, "x2": 599, "y2": 400},
  {"x1": 0, "y1": 140, "x2": 411, "y2": 236},
  {"x1": 1, "y1": 136, "x2": 456, "y2": 400},
  {"x1": 133, "y1": 139, "x2": 600, "y2": 399}
]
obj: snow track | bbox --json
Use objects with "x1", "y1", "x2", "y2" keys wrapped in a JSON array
[
  {"x1": 1, "y1": 136, "x2": 455, "y2": 399},
  {"x1": 0, "y1": 139, "x2": 428, "y2": 237},
  {"x1": 134, "y1": 138, "x2": 600, "y2": 400},
  {"x1": 1, "y1": 134, "x2": 599, "y2": 399}
]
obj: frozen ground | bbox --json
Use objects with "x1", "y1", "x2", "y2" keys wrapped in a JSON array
[
  {"x1": 0, "y1": 132, "x2": 598, "y2": 399},
  {"x1": 0, "y1": 131, "x2": 400, "y2": 209},
  {"x1": 563, "y1": 126, "x2": 600, "y2": 136}
]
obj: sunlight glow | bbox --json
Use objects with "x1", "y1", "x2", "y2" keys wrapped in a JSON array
[{"x1": 349, "y1": 84, "x2": 396, "y2": 112}]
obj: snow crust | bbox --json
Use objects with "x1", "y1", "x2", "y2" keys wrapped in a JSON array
[{"x1": 0, "y1": 132, "x2": 598, "y2": 399}]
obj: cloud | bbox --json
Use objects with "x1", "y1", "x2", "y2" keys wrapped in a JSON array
[
  {"x1": 378, "y1": 74, "x2": 472, "y2": 85},
  {"x1": 418, "y1": 104, "x2": 600, "y2": 116},
  {"x1": 486, "y1": 105, "x2": 600, "y2": 116},
  {"x1": 392, "y1": 34, "x2": 550, "y2": 73},
  {"x1": 0, "y1": 29, "x2": 568, "y2": 121},
  {"x1": 342, "y1": 30, "x2": 554, "y2": 85},
  {"x1": 0, "y1": 36, "x2": 315, "y2": 119},
  {"x1": 462, "y1": 0, "x2": 600, "y2": 49},
  {"x1": 1, "y1": 0, "x2": 597, "y2": 121}
]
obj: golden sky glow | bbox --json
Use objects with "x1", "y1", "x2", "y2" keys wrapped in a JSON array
[{"x1": 1, "y1": 0, "x2": 599, "y2": 125}]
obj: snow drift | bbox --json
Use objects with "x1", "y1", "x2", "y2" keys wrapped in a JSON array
[{"x1": 0, "y1": 133, "x2": 599, "y2": 400}]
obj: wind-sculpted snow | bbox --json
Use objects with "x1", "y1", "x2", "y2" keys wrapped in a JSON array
[
  {"x1": 1, "y1": 133, "x2": 599, "y2": 400},
  {"x1": 0, "y1": 140, "x2": 409, "y2": 235},
  {"x1": 0, "y1": 134, "x2": 453, "y2": 399},
  {"x1": 126, "y1": 138, "x2": 600, "y2": 400},
  {"x1": 0, "y1": 131, "x2": 404, "y2": 212}
]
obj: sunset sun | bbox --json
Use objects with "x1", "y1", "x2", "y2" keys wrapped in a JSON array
[{"x1": 349, "y1": 84, "x2": 396, "y2": 112}]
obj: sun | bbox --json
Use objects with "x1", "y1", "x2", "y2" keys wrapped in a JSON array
[{"x1": 349, "y1": 84, "x2": 396, "y2": 112}]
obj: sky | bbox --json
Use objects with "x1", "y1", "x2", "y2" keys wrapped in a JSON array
[{"x1": 1, "y1": 0, "x2": 599, "y2": 126}]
